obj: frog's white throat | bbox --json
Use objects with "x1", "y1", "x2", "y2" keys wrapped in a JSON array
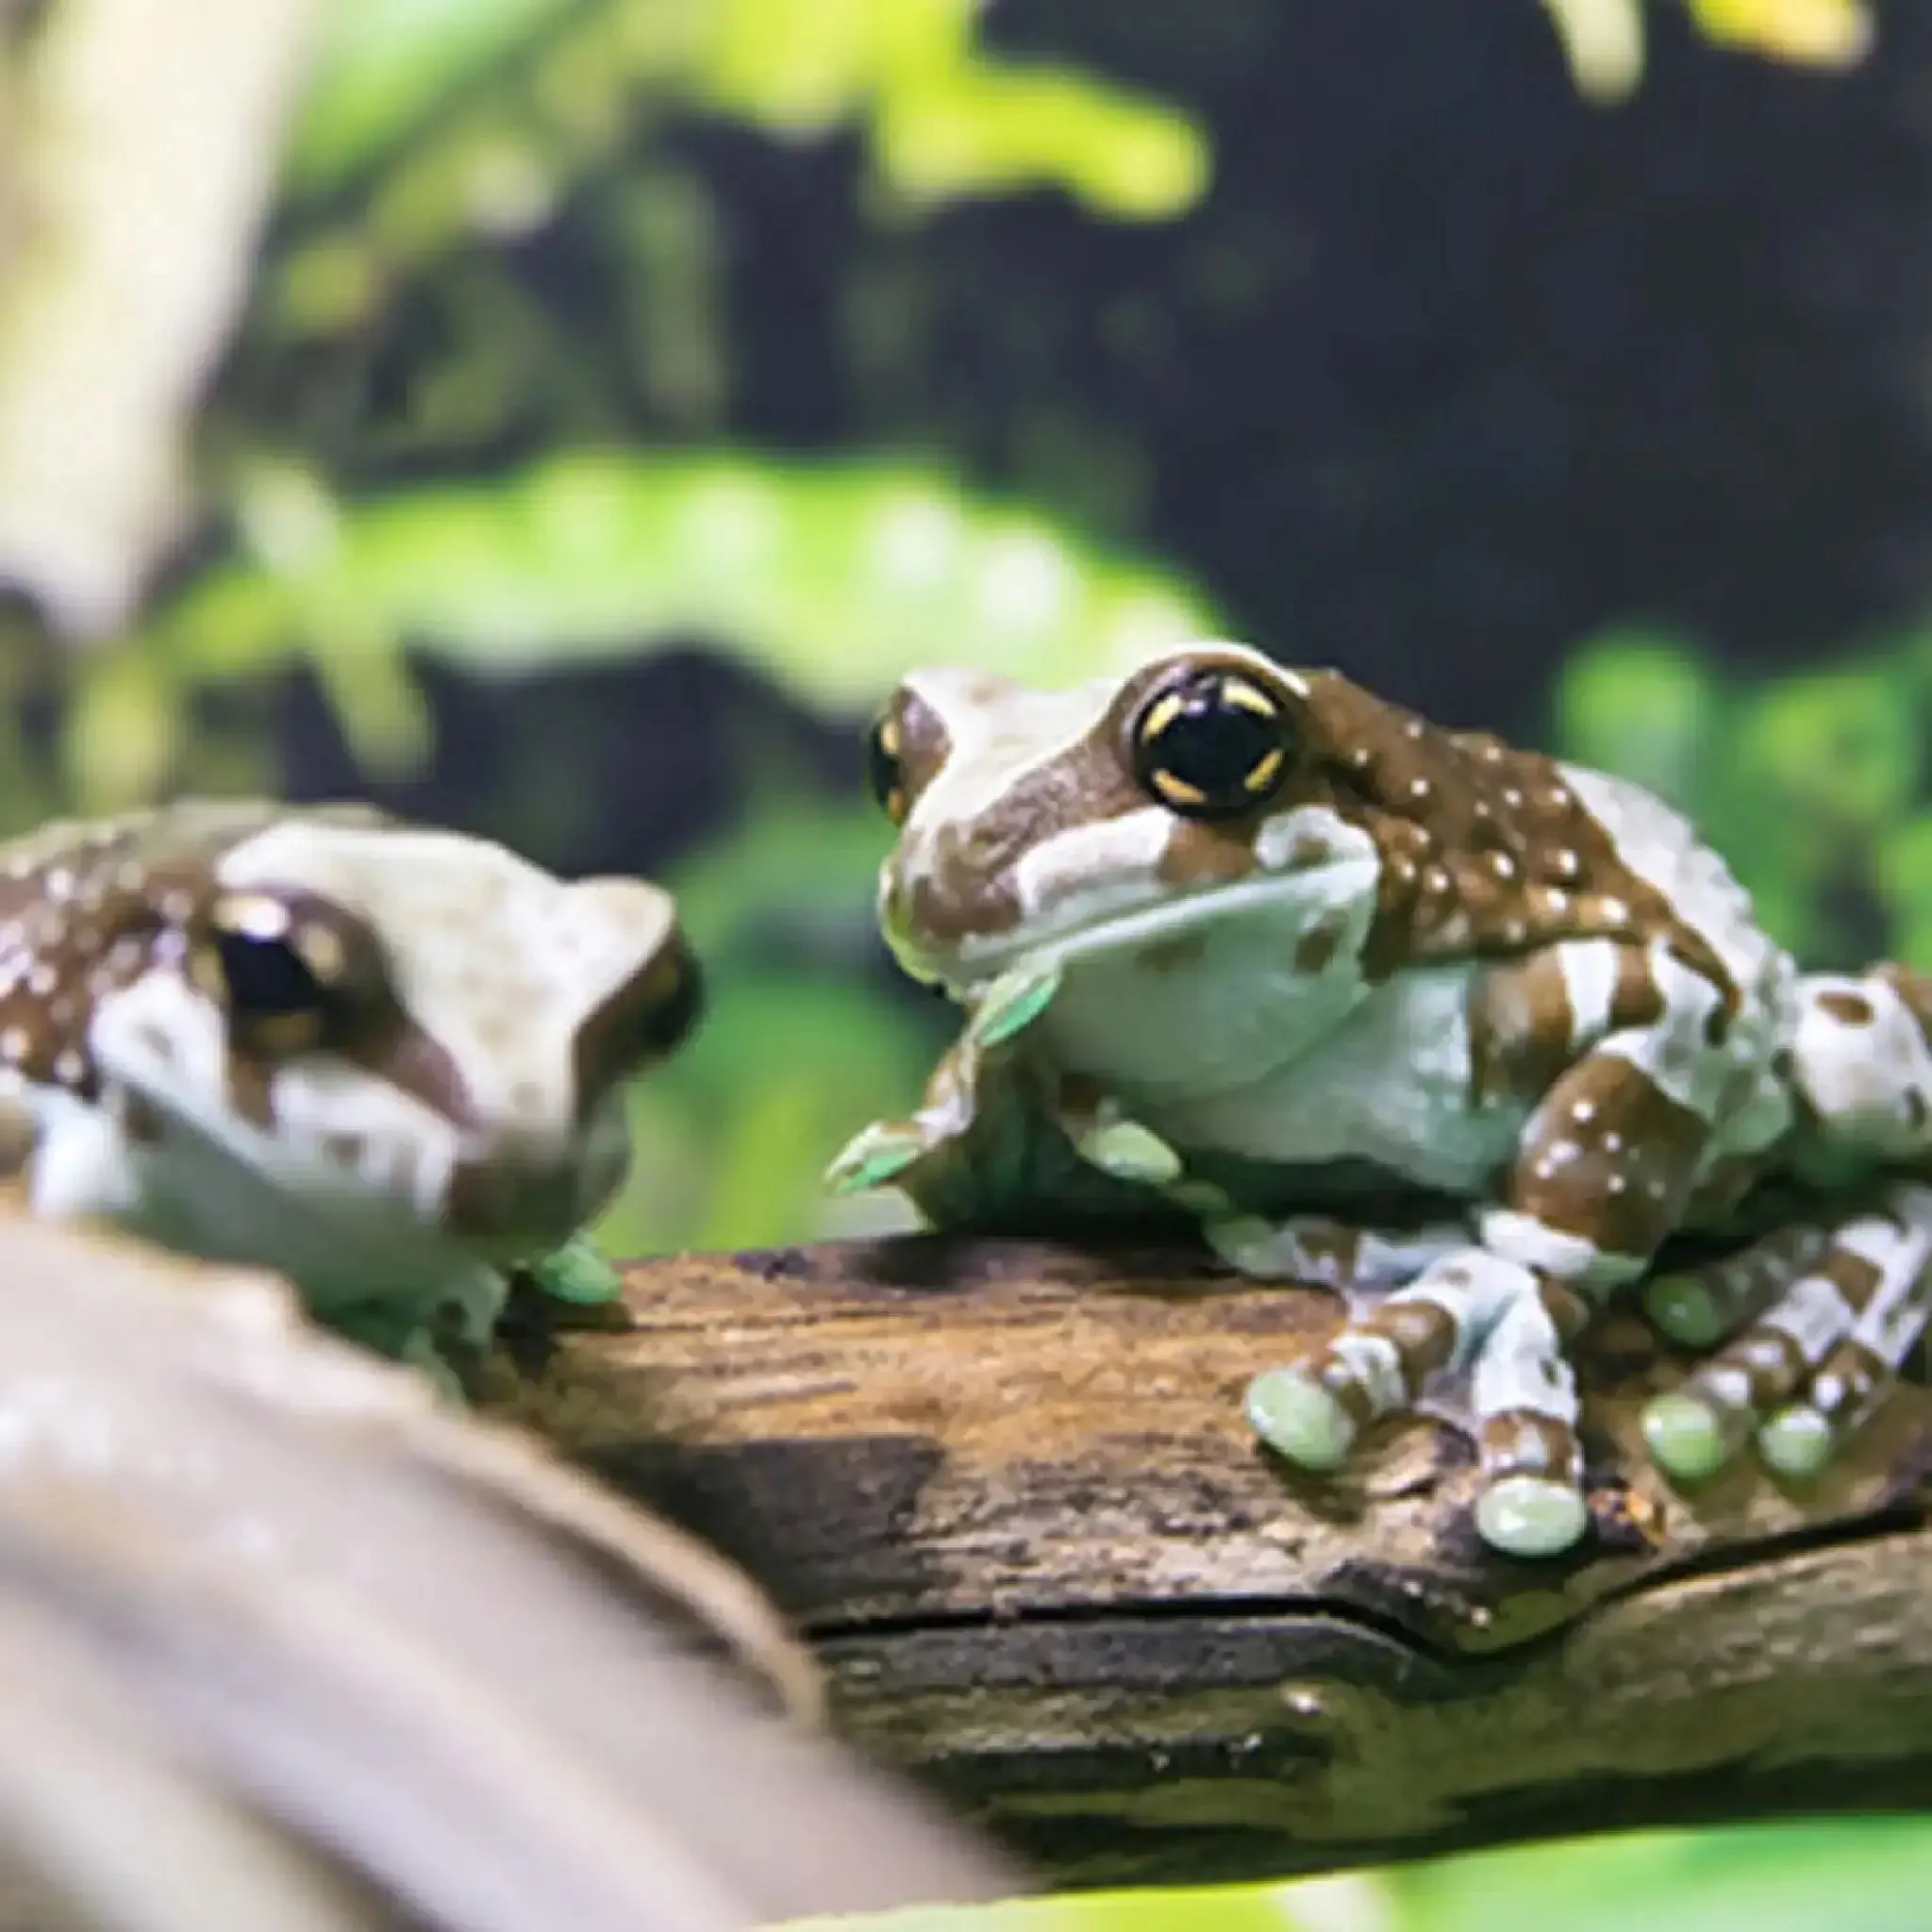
[{"x1": 904, "y1": 843, "x2": 1381, "y2": 1008}]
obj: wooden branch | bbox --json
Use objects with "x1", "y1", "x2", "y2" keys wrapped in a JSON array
[{"x1": 481, "y1": 1236, "x2": 1932, "y2": 1890}]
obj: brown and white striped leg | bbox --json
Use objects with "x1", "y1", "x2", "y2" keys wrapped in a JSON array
[
  {"x1": 1464, "y1": 1277, "x2": 1595, "y2": 1557},
  {"x1": 1206, "y1": 1212, "x2": 1473, "y2": 1294},
  {"x1": 1643, "y1": 1181, "x2": 1932, "y2": 1483},
  {"x1": 1246, "y1": 1246, "x2": 1537, "y2": 1474},
  {"x1": 1641, "y1": 1221, "x2": 1837, "y2": 1350},
  {"x1": 1454, "y1": 1038, "x2": 1726, "y2": 1551}
]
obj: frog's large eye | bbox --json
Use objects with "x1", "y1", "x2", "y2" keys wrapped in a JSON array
[
  {"x1": 611, "y1": 937, "x2": 708, "y2": 1067},
  {"x1": 865, "y1": 708, "x2": 908, "y2": 824},
  {"x1": 203, "y1": 893, "x2": 367, "y2": 1053},
  {"x1": 1129, "y1": 666, "x2": 1293, "y2": 819}
]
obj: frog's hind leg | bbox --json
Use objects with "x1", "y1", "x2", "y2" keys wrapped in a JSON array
[
  {"x1": 1250, "y1": 939, "x2": 1748, "y2": 1560},
  {"x1": 1786, "y1": 963, "x2": 1932, "y2": 1167},
  {"x1": 1641, "y1": 1181, "x2": 1932, "y2": 1485},
  {"x1": 1205, "y1": 1213, "x2": 1474, "y2": 1297}
]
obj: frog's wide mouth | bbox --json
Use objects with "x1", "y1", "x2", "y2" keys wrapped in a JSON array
[{"x1": 896, "y1": 858, "x2": 1372, "y2": 1004}]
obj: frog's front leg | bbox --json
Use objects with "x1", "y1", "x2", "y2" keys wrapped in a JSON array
[{"x1": 1248, "y1": 950, "x2": 1734, "y2": 1558}]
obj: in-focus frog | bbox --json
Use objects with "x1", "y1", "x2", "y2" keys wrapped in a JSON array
[
  {"x1": 0, "y1": 799, "x2": 701, "y2": 1385},
  {"x1": 829, "y1": 641, "x2": 1932, "y2": 1557}
]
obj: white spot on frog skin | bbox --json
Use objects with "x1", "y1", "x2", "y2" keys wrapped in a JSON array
[
  {"x1": 1502, "y1": 787, "x2": 1524, "y2": 808},
  {"x1": 25, "y1": 963, "x2": 54, "y2": 998},
  {"x1": 1409, "y1": 776, "x2": 1432, "y2": 801},
  {"x1": 0, "y1": 1028, "x2": 25, "y2": 1063}
]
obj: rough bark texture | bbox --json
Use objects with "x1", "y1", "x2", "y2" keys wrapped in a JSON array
[{"x1": 480, "y1": 1235, "x2": 1932, "y2": 1890}]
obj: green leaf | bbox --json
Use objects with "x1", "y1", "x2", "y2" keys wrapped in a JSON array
[
  {"x1": 284, "y1": 0, "x2": 585, "y2": 197},
  {"x1": 1550, "y1": 628, "x2": 1716, "y2": 811},
  {"x1": 142, "y1": 450, "x2": 1223, "y2": 722},
  {"x1": 1399, "y1": 1819, "x2": 1932, "y2": 1932},
  {"x1": 284, "y1": 0, "x2": 1208, "y2": 224},
  {"x1": 1729, "y1": 664, "x2": 1921, "y2": 830}
]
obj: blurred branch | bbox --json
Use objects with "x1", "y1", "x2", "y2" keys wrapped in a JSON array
[
  {"x1": 0, "y1": 1204, "x2": 1027, "y2": 1931},
  {"x1": 0, "y1": 0, "x2": 323, "y2": 636},
  {"x1": 486, "y1": 1235, "x2": 1932, "y2": 1890}
]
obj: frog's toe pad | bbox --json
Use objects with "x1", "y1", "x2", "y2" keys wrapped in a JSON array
[
  {"x1": 1245, "y1": 1368, "x2": 1358, "y2": 1473},
  {"x1": 1074, "y1": 1119, "x2": 1183, "y2": 1187},
  {"x1": 824, "y1": 1122, "x2": 929, "y2": 1194},
  {"x1": 526, "y1": 1235, "x2": 624, "y2": 1307},
  {"x1": 1641, "y1": 1391, "x2": 1738, "y2": 1484},
  {"x1": 1757, "y1": 1404, "x2": 1836, "y2": 1479},
  {"x1": 1642, "y1": 1272, "x2": 1728, "y2": 1348},
  {"x1": 1473, "y1": 1474, "x2": 1590, "y2": 1558}
]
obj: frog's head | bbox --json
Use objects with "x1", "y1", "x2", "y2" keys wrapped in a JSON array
[
  {"x1": 24, "y1": 805, "x2": 702, "y2": 1271},
  {"x1": 863, "y1": 640, "x2": 1385, "y2": 1000}
]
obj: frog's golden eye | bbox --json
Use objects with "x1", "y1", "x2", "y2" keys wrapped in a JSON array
[
  {"x1": 1129, "y1": 666, "x2": 1293, "y2": 819},
  {"x1": 865, "y1": 708, "x2": 908, "y2": 824},
  {"x1": 201, "y1": 892, "x2": 375, "y2": 1054}
]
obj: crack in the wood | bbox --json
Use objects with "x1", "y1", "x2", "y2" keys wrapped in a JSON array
[
  {"x1": 806, "y1": 1500, "x2": 1932, "y2": 1678},
  {"x1": 807, "y1": 1590, "x2": 1458, "y2": 1666},
  {"x1": 1588, "y1": 1497, "x2": 1932, "y2": 1618}
]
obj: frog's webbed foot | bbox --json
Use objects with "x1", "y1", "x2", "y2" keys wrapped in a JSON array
[
  {"x1": 1641, "y1": 1180, "x2": 1932, "y2": 1485},
  {"x1": 1245, "y1": 1244, "x2": 1594, "y2": 1560},
  {"x1": 825, "y1": 1002, "x2": 1000, "y2": 1199},
  {"x1": 824, "y1": 975, "x2": 1184, "y2": 1210}
]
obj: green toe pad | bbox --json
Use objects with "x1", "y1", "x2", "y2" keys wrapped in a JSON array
[
  {"x1": 824, "y1": 1126, "x2": 926, "y2": 1195},
  {"x1": 1641, "y1": 1391, "x2": 1737, "y2": 1484},
  {"x1": 1642, "y1": 1273, "x2": 1726, "y2": 1348},
  {"x1": 1076, "y1": 1120, "x2": 1183, "y2": 1187},
  {"x1": 525, "y1": 1235, "x2": 623, "y2": 1307},
  {"x1": 1474, "y1": 1474, "x2": 1590, "y2": 1558},
  {"x1": 969, "y1": 964, "x2": 1063, "y2": 1048},
  {"x1": 1757, "y1": 1405, "x2": 1834, "y2": 1480},
  {"x1": 1245, "y1": 1369, "x2": 1357, "y2": 1473}
]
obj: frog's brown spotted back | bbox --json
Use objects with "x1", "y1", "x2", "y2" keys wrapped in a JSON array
[{"x1": 1291, "y1": 673, "x2": 1740, "y2": 1010}]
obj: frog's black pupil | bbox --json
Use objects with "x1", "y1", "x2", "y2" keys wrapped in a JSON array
[
  {"x1": 1137, "y1": 672, "x2": 1288, "y2": 817},
  {"x1": 865, "y1": 720, "x2": 903, "y2": 814},
  {"x1": 216, "y1": 929, "x2": 323, "y2": 1018}
]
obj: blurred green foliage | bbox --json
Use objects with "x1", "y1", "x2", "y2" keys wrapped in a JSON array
[
  {"x1": 1551, "y1": 624, "x2": 1932, "y2": 970},
  {"x1": 104, "y1": 449, "x2": 1219, "y2": 799},
  {"x1": 288, "y1": 0, "x2": 1210, "y2": 219},
  {"x1": 791, "y1": 1815, "x2": 1932, "y2": 1932}
]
